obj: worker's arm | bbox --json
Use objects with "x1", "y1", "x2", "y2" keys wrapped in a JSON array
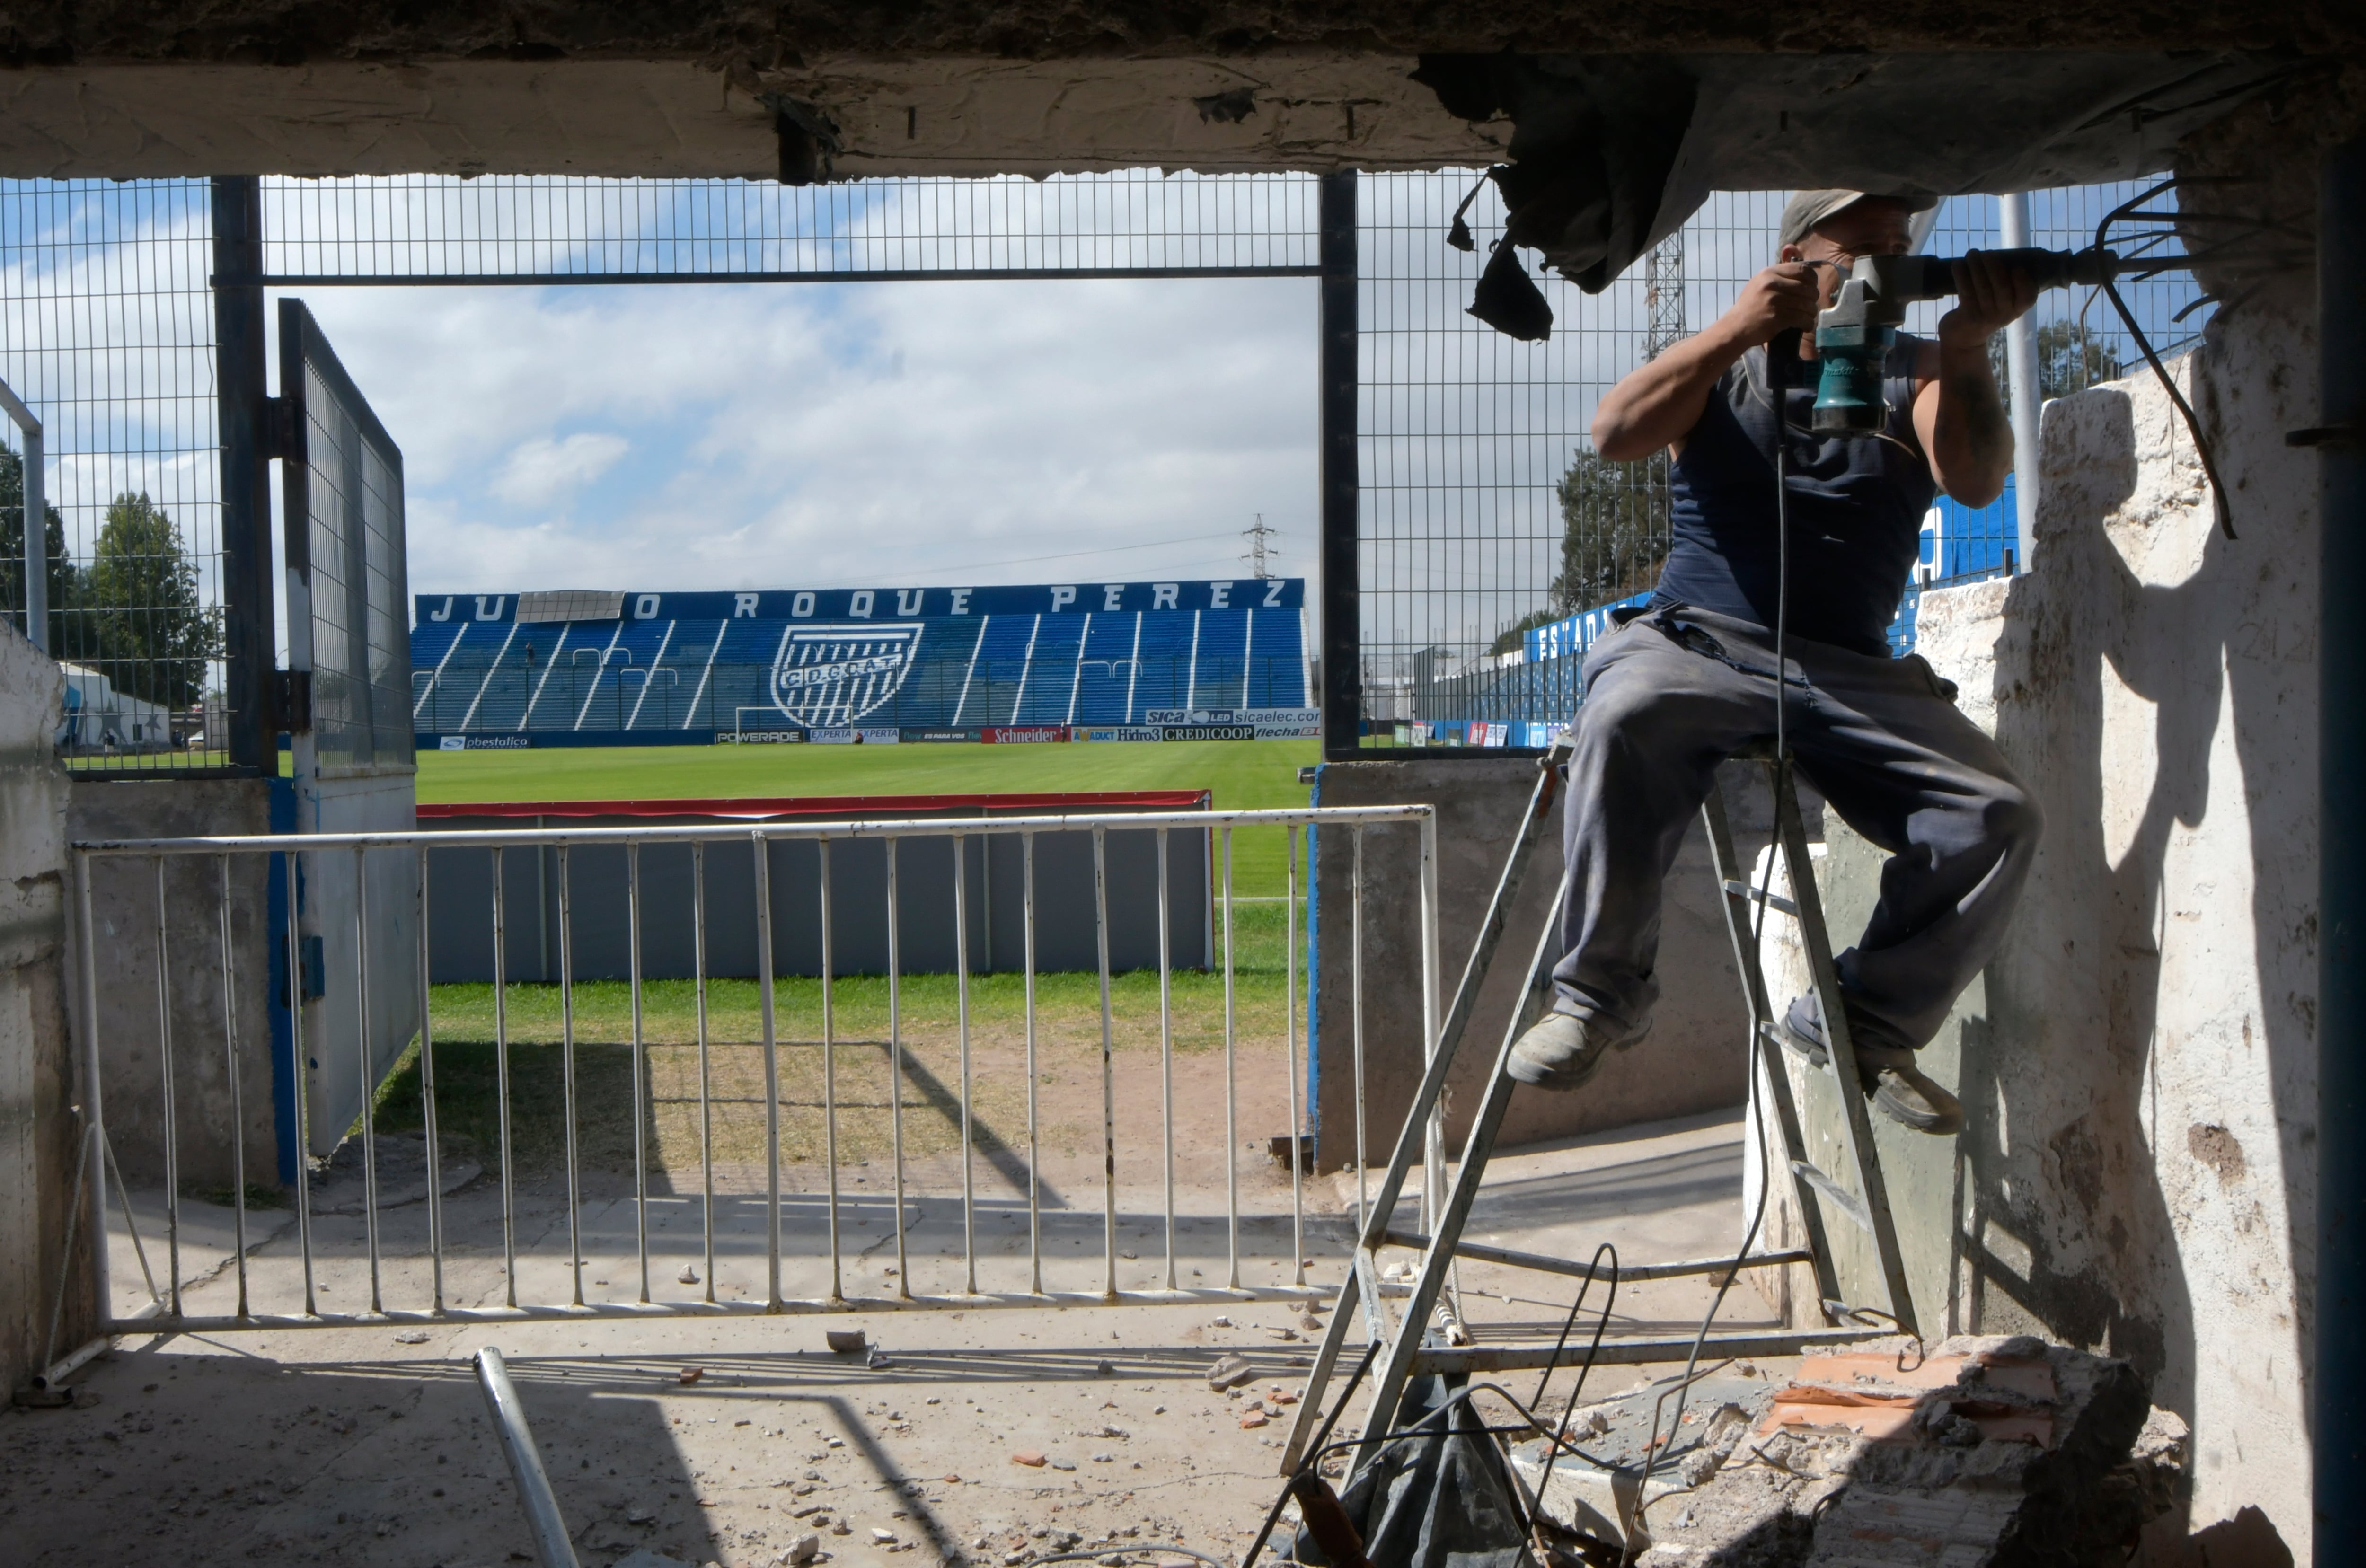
[
  {"x1": 1911, "y1": 250, "x2": 2039, "y2": 506},
  {"x1": 1592, "y1": 263, "x2": 1822, "y2": 461}
]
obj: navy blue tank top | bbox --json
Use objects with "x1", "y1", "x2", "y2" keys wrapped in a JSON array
[{"x1": 1652, "y1": 337, "x2": 1934, "y2": 657}]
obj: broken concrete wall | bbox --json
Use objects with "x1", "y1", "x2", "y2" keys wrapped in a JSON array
[
  {"x1": 1744, "y1": 97, "x2": 2337, "y2": 1557},
  {"x1": 1309, "y1": 756, "x2": 1764, "y2": 1171},
  {"x1": 0, "y1": 623, "x2": 81, "y2": 1392},
  {"x1": 68, "y1": 779, "x2": 281, "y2": 1191}
]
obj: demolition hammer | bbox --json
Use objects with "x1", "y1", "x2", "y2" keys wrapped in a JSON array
[{"x1": 1809, "y1": 247, "x2": 2122, "y2": 434}]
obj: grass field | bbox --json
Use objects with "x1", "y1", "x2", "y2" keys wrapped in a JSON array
[{"x1": 414, "y1": 737, "x2": 1320, "y2": 896}]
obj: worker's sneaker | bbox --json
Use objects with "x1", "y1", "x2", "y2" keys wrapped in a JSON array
[
  {"x1": 1505, "y1": 1010, "x2": 1644, "y2": 1092},
  {"x1": 1779, "y1": 995, "x2": 1964, "y2": 1136}
]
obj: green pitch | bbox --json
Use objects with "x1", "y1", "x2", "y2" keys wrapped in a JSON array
[{"x1": 415, "y1": 738, "x2": 1321, "y2": 894}]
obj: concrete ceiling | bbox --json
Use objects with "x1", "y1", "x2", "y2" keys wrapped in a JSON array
[{"x1": 0, "y1": 4, "x2": 2351, "y2": 180}]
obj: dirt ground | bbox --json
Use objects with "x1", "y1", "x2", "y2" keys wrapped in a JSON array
[{"x1": 3, "y1": 1110, "x2": 1776, "y2": 1568}]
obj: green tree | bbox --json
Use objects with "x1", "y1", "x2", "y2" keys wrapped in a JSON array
[
  {"x1": 84, "y1": 491, "x2": 221, "y2": 707},
  {"x1": 1551, "y1": 445, "x2": 1670, "y2": 614},
  {"x1": 1990, "y1": 319, "x2": 2129, "y2": 402},
  {"x1": 1491, "y1": 446, "x2": 1672, "y2": 656},
  {"x1": 0, "y1": 449, "x2": 80, "y2": 655}
]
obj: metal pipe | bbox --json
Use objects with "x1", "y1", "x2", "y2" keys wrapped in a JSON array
[
  {"x1": 77, "y1": 804, "x2": 1438, "y2": 859},
  {"x1": 628, "y1": 842, "x2": 648, "y2": 1304},
  {"x1": 1418, "y1": 816, "x2": 1443, "y2": 1233},
  {"x1": 492, "y1": 848, "x2": 517, "y2": 1307},
  {"x1": 473, "y1": 1347, "x2": 584, "y2": 1568},
  {"x1": 2317, "y1": 130, "x2": 2366, "y2": 1568},
  {"x1": 1286, "y1": 827, "x2": 1304, "y2": 1286},
  {"x1": 1093, "y1": 826, "x2": 1117, "y2": 1301},
  {"x1": 1317, "y1": 168, "x2": 1360, "y2": 760},
  {"x1": 953, "y1": 835, "x2": 976, "y2": 1294},
  {"x1": 0, "y1": 376, "x2": 46, "y2": 653},
  {"x1": 1222, "y1": 826, "x2": 1239, "y2": 1289},
  {"x1": 754, "y1": 832, "x2": 783, "y2": 1308},
  {"x1": 154, "y1": 858, "x2": 181, "y2": 1315},
  {"x1": 287, "y1": 847, "x2": 315, "y2": 1316},
  {"x1": 557, "y1": 845, "x2": 583, "y2": 1308},
  {"x1": 1351, "y1": 827, "x2": 1367, "y2": 1233},
  {"x1": 1023, "y1": 832, "x2": 1042, "y2": 1295},
  {"x1": 1998, "y1": 191, "x2": 2043, "y2": 568},
  {"x1": 353, "y1": 844, "x2": 382, "y2": 1314},
  {"x1": 419, "y1": 846, "x2": 444, "y2": 1312},
  {"x1": 1157, "y1": 828, "x2": 1175, "y2": 1290},
  {"x1": 693, "y1": 841, "x2": 715, "y2": 1302},
  {"x1": 887, "y1": 837, "x2": 909, "y2": 1295},
  {"x1": 219, "y1": 854, "x2": 249, "y2": 1317},
  {"x1": 821, "y1": 839, "x2": 842, "y2": 1302}
]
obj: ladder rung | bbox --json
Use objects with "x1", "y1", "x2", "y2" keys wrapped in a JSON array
[
  {"x1": 1723, "y1": 878, "x2": 1800, "y2": 917},
  {"x1": 1790, "y1": 1160, "x2": 1873, "y2": 1233},
  {"x1": 1381, "y1": 1230, "x2": 1813, "y2": 1285}
]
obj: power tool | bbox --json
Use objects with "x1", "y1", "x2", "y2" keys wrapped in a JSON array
[{"x1": 1809, "y1": 247, "x2": 2123, "y2": 435}]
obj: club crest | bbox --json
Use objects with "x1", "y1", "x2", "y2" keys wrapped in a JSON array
[{"x1": 770, "y1": 624, "x2": 924, "y2": 726}]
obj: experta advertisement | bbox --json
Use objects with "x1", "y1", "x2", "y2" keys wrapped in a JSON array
[
  {"x1": 1143, "y1": 706, "x2": 1321, "y2": 739},
  {"x1": 810, "y1": 727, "x2": 901, "y2": 745}
]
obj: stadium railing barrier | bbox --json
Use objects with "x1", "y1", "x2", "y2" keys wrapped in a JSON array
[{"x1": 63, "y1": 803, "x2": 1438, "y2": 1336}]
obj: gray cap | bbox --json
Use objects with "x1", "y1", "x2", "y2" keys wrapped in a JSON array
[{"x1": 1779, "y1": 189, "x2": 1939, "y2": 248}]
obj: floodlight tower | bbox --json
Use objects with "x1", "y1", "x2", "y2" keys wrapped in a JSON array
[{"x1": 1643, "y1": 230, "x2": 1686, "y2": 360}]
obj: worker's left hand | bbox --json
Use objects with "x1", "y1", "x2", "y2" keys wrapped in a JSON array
[{"x1": 1937, "y1": 249, "x2": 2039, "y2": 347}]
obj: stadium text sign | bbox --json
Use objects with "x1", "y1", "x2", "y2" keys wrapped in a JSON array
[
  {"x1": 1143, "y1": 706, "x2": 1321, "y2": 739},
  {"x1": 980, "y1": 726, "x2": 1070, "y2": 744},
  {"x1": 810, "y1": 727, "x2": 901, "y2": 745},
  {"x1": 417, "y1": 578, "x2": 1305, "y2": 625},
  {"x1": 433, "y1": 734, "x2": 530, "y2": 750}
]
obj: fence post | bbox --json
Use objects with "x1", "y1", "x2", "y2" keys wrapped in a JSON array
[
  {"x1": 1318, "y1": 169, "x2": 1360, "y2": 761},
  {"x1": 212, "y1": 176, "x2": 277, "y2": 773}
]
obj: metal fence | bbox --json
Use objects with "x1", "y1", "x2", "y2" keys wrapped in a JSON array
[
  {"x1": 1355, "y1": 177, "x2": 2210, "y2": 742},
  {"x1": 0, "y1": 179, "x2": 228, "y2": 771},
  {"x1": 250, "y1": 171, "x2": 1323, "y2": 283},
  {"x1": 65, "y1": 804, "x2": 1430, "y2": 1337}
]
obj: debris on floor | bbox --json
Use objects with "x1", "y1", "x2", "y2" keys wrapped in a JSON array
[{"x1": 1509, "y1": 1335, "x2": 2183, "y2": 1565}]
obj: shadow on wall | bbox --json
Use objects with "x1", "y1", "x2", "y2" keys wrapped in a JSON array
[{"x1": 1954, "y1": 291, "x2": 2317, "y2": 1558}]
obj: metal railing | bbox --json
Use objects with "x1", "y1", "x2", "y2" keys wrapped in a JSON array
[{"x1": 70, "y1": 803, "x2": 1438, "y2": 1336}]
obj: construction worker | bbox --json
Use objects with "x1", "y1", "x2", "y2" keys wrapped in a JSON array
[{"x1": 1506, "y1": 190, "x2": 2043, "y2": 1136}]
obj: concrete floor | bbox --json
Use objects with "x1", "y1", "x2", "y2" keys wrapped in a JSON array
[{"x1": 4, "y1": 1107, "x2": 1770, "y2": 1568}]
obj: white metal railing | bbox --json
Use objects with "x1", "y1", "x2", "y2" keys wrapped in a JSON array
[{"x1": 63, "y1": 805, "x2": 1439, "y2": 1339}]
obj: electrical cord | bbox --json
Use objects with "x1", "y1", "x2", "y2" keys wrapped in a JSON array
[{"x1": 1238, "y1": 1254, "x2": 1626, "y2": 1568}]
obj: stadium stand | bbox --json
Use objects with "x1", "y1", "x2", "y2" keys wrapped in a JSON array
[{"x1": 412, "y1": 580, "x2": 1311, "y2": 744}]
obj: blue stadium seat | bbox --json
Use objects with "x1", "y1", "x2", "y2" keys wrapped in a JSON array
[{"x1": 413, "y1": 582, "x2": 1309, "y2": 737}]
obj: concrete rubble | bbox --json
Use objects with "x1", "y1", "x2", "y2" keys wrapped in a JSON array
[{"x1": 1510, "y1": 1336, "x2": 2184, "y2": 1566}]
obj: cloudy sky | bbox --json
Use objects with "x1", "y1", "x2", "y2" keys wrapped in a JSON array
[{"x1": 276, "y1": 270, "x2": 1319, "y2": 599}]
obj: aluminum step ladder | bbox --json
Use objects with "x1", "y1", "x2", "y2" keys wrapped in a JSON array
[{"x1": 1279, "y1": 737, "x2": 1920, "y2": 1472}]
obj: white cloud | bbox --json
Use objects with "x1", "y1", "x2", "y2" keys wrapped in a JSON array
[
  {"x1": 488, "y1": 432, "x2": 630, "y2": 508},
  {"x1": 281, "y1": 270, "x2": 1321, "y2": 597}
]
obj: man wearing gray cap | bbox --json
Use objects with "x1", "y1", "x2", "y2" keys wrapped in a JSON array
[{"x1": 1506, "y1": 190, "x2": 2039, "y2": 1136}]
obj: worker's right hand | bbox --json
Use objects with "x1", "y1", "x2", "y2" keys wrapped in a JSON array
[{"x1": 1722, "y1": 263, "x2": 1823, "y2": 346}]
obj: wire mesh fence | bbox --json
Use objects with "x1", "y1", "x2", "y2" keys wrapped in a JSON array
[
  {"x1": 0, "y1": 169, "x2": 2211, "y2": 768},
  {"x1": 254, "y1": 172, "x2": 1324, "y2": 282},
  {"x1": 1357, "y1": 177, "x2": 2208, "y2": 747},
  {"x1": 0, "y1": 179, "x2": 228, "y2": 772}
]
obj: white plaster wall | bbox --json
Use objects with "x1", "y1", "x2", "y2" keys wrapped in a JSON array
[
  {"x1": 0, "y1": 622, "x2": 75, "y2": 1392},
  {"x1": 1748, "y1": 303, "x2": 2320, "y2": 1556}
]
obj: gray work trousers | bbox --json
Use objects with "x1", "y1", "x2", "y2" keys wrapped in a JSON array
[{"x1": 1551, "y1": 605, "x2": 2041, "y2": 1053}]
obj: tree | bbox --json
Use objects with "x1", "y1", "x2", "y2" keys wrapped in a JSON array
[
  {"x1": 1989, "y1": 319, "x2": 2128, "y2": 403},
  {"x1": 2036, "y1": 319, "x2": 2124, "y2": 399},
  {"x1": 0, "y1": 449, "x2": 79, "y2": 654},
  {"x1": 1551, "y1": 445, "x2": 1670, "y2": 615},
  {"x1": 84, "y1": 491, "x2": 221, "y2": 707},
  {"x1": 1490, "y1": 446, "x2": 1672, "y2": 657}
]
